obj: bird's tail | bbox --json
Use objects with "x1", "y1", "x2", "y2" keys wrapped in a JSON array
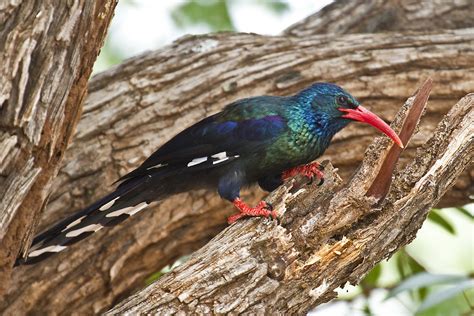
[{"x1": 15, "y1": 177, "x2": 151, "y2": 266}]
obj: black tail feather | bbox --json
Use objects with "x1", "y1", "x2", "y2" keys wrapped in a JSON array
[{"x1": 15, "y1": 177, "x2": 149, "y2": 266}]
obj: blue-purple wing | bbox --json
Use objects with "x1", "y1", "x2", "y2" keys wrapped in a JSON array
[{"x1": 118, "y1": 99, "x2": 288, "y2": 183}]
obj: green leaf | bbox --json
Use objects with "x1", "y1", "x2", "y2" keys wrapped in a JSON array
[
  {"x1": 395, "y1": 249, "x2": 426, "y2": 282},
  {"x1": 454, "y1": 207, "x2": 474, "y2": 220},
  {"x1": 362, "y1": 302, "x2": 374, "y2": 316},
  {"x1": 406, "y1": 253, "x2": 426, "y2": 274},
  {"x1": 396, "y1": 251, "x2": 408, "y2": 279},
  {"x1": 171, "y1": 0, "x2": 234, "y2": 31},
  {"x1": 145, "y1": 271, "x2": 164, "y2": 285},
  {"x1": 406, "y1": 254, "x2": 428, "y2": 300},
  {"x1": 363, "y1": 264, "x2": 382, "y2": 287},
  {"x1": 428, "y1": 209, "x2": 456, "y2": 235},
  {"x1": 387, "y1": 273, "x2": 469, "y2": 299},
  {"x1": 256, "y1": 0, "x2": 289, "y2": 14},
  {"x1": 417, "y1": 286, "x2": 428, "y2": 301},
  {"x1": 417, "y1": 279, "x2": 474, "y2": 313}
]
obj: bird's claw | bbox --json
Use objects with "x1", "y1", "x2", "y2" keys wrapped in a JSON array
[
  {"x1": 228, "y1": 199, "x2": 277, "y2": 224},
  {"x1": 282, "y1": 162, "x2": 324, "y2": 186}
]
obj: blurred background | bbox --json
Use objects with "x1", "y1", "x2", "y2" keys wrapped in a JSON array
[
  {"x1": 94, "y1": 1, "x2": 473, "y2": 315},
  {"x1": 93, "y1": 0, "x2": 333, "y2": 72}
]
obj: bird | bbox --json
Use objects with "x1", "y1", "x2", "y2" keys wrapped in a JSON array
[{"x1": 15, "y1": 82, "x2": 403, "y2": 266}]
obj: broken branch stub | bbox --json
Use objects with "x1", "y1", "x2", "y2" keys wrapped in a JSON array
[
  {"x1": 366, "y1": 78, "x2": 433, "y2": 200},
  {"x1": 107, "y1": 87, "x2": 472, "y2": 314}
]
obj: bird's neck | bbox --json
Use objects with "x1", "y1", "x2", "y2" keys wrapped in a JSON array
[{"x1": 288, "y1": 103, "x2": 349, "y2": 146}]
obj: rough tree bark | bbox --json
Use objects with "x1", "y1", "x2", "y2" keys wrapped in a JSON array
[
  {"x1": 2, "y1": 0, "x2": 473, "y2": 314},
  {"x1": 107, "y1": 89, "x2": 473, "y2": 314},
  {"x1": 0, "y1": 0, "x2": 116, "y2": 294}
]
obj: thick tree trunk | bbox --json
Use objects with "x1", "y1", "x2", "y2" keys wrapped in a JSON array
[
  {"x1": 0, "y1": 0, "x2": 116, "y2": 294},
  {"x1": 2, "y1": 0, "x2": 473, "y2": 314},
  {"x1": 107, "y1": 89, "x2": 473, "y2": 315}
]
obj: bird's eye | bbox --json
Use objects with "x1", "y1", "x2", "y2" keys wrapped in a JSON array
[{"x1": 337, "y1": 95, "x2": 348, "y2": 106}]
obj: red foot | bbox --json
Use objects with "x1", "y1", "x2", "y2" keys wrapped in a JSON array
[
  {"x1": 282, "y1": 162, "x2": 324, "y2": 184},
  {"x1": 227, "y1": 198, "x2": 277, "y2": 224}
]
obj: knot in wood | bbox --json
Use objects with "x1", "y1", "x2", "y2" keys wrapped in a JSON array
[{"x1": 267, "y1": 257, "x2": 287, "y2": 281}]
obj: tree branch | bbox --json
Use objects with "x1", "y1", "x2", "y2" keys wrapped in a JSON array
[
  {"x1": 367, "y1": 78, "x2": 432, "y2": 199},
  {"x1": 107, "y1": 90, "x2": 473, "y2": 314}
]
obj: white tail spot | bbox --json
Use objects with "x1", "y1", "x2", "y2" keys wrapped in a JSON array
[
  {"x1": 187, "y1": 157, "x2": 207, "y2": 167},
  {"x1": 212, "y1": 157, "x2": 229, "y2": 164},
  {"x1": 212, "y1": 153, "x2": 239, "y2": 165},
  {"x1": 105, "y1": 202, "x2": 148, "y2": 218},
  {"x1": 65, "y1": 224, "x2": 103, "y2": 237},
  {"x1": 211, "y1": 152, "x2": 227, "y2": 160},
  {"x1": 62, "y1": 215, "x2": 86, "y2": 232},
  {"x1": 147, "y1": 163, "x2": 166, "y2": 170},
  {"x1": 99, "y1": 197, "x2": 119, "y2": 211},
  {"x1": 29, "y1": 245, "x2": 67, "y2": 257}
]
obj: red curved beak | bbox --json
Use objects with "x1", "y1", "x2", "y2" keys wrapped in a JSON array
[{"x1": 339, "y1": 105, "x2": 404, "y2": 148}]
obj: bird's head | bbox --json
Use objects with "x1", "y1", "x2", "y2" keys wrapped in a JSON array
[{"x1": 296, "y1": 83, "x2": 404, "y2": 148}]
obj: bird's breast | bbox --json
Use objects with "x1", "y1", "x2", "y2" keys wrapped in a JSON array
[
  {"x1": 250, "y1": 128, "x2": 323, "y2": 177},
  {"x1": 241, "y1": 113, "x2": 331, "y2": 179}
]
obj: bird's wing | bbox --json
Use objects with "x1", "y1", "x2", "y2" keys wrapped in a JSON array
[{"x1": 118, "y1": 99, "x2": 288, "y2": 183}]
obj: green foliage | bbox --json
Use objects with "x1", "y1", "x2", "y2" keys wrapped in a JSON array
[
  {"x1": 454, "y1": 207, "x2": 473, "y2": 220},
  {"x1": 145, "y1": 271, "x2": 164, "y2": 285},
  {"x1": 170, "y1": 0, "x2": 290, "y2": 33},
  {"x1": 145, "y1": 256, "x2": 189, "y2": 285},
  {"x1": 417, "y1": 279, "x2": 474, "y2": 313},
  {"x1": 387, "y1": 273, "x2": 469, "y2": 299},
  {"x1": 396, "y1": 249, "x2": 426, "y2": 279},
  {"x1": 171, "y1": 0, "x2": 235, "y2": 31},
  {"x1": 428, "y1": 209, "x2": 456, "y2": 235},
  {"x1": 255, "y1": 0, "x2": 289, "y2": 14},
  {"x1": 395, "y1": 249, "x2": 428, "y2": 301},
  {"x1": 93, "y1": 39, "x2": 126, "y2": 74},
  {"x1": 362, "y1": 263, "x2": 382, "y2": 288}
]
